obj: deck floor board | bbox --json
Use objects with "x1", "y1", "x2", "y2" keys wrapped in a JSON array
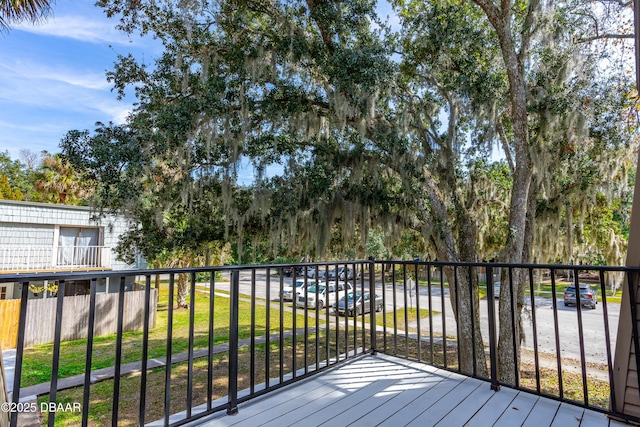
[{"x1": 175, "y1": 354, "x2": 621, "y2": 427}]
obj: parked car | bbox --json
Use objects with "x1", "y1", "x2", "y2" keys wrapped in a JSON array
[
  {"x1": 335, "y1": 292, "x2": 383, "y2": 316},
  {"x1": 563, "y1": 284, "x2": 597, "y2": 309},
  {"x1": 327, "y1": 266, "x2": 345, "y2": 280},
  {"x1": 306, "y1": 267, "x2": 327, "y2": 280},
  {"x1": 282, "y1": 280, "x2": 316, "y2": 301},
  {"x1": 282, "y1": 266, "x2": 304, "y2": 277},
  {"x1": 339, "y1": 267, "x2": 359, "y2": 280},
  {"x1": 296, "y1": 282, "x2": 353, "y2": 310}
]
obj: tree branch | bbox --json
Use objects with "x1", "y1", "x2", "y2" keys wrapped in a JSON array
[
  {"x1": 496, "y1": 119, "x2": 515, "y2": 174},
  {"x1": 472, "y1": 0, "x2": 502, "y2": 29},
  {"x1": 305, "y1": 0, "x2": 335, "y2": 55},
  {"x1": 518, "y1": 0, "x2": 539, "y2": 65},
  {"x1": 599, "y1": 0, "x2": 633, "y2": 6},
  {"x1": 577, "y1": 33, "x2": 634, "y2": 43}
]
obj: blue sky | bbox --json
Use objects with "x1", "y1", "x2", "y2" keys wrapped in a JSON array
[
  {"x1": 0, "y1": 1, "x2": 158, "y2": 161},
  {"x1": 1, "y1": 1, "x2": 397, "y2": 166}
]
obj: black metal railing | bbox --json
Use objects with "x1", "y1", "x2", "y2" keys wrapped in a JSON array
[{"x1": 1, "y1": 260, "x2": 638, "y2": 426}]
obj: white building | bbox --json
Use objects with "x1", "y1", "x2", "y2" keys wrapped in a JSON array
[{"x1": 0, "y1": 200, "x2": 146, "y2": 299}]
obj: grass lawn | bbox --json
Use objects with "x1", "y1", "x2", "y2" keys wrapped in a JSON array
[
  {"x1": 21, "y1": 286, "x2": 308, "y2": 387},
  {"x1": 37, "y1": 328, "x2": 366, "y2": 426},
  {"x1": 379, "y1": 307, "x2": 436, "y2": 333}
]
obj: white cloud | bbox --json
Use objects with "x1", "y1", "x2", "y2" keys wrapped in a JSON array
[
  {"x1": 0, "y1": 77, "x2": 130, "y2": 124},
  {"x1": 0, "y1": 119, "x2": 67, "y2": 134},
  {"x1": 13, "y1": 15, "x2": 133, "y2": 46},
  {"x1": 0, "y1": 70, "x2": 105, "y2": 111},
  {"x1": 95, "y1": 102, "x2": 133, "y2": 124},
  {"x1": 0, "y1": 62, "x2": 110, "y2": 90}
]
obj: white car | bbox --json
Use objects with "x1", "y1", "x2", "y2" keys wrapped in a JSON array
[
  {"x1": 296, "y1": 282, "x2": 353, "y2": 310},
  {"x1": 282, "y1": 280, "x2": 316, "y2": 301}
]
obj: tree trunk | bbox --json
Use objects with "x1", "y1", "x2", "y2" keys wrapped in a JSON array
[
  {"x1": 448, "y1": 265, "x2": 488, "y2": 377},
  {"x1": 471, "y1": 0, "x2": 533, "y2": 384},
  {"x1": 497, "y1": 182, "x2": 537, "y2": 382},
  {"x1": 176, "y1": 273, "x2": 189, "y2": 308},
  {"x1": 455, "y1": 202, "x2": 488, "y2": 377},
  {"x1": 420, "y1": 181, "x2": 488, "y2": 377}
]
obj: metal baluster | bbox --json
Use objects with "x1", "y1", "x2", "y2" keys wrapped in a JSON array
[
  {"x1": 416, "y1": 263, "x2": 422, "y2": 362},
  {"x1": 227, "y1": 270, "x2": 240, "y2": 415},
  {"x1": 508, "y1": 267, "x2": 518, "y2": 385},
  {"x1": 186, "y1": 272, "x2": 196, "y2": 419},
  {"x1": 48, "y1": 280, "x2": 66, "y2": 427},
  {"x1": 453, "y1": 266, "x2": 461, "y2": 371},
  {"x1": 574, "y1": 268, "x2": 589, "y2": 405},
  {"x1": 550, "y1": 269, "x2": 564, "y2": 399},
  {"x1": 207, "y1": 270, "x2": 215, "y2": 410},
  {"x1": 111, "y1": 277, "x2": 126, "y2": 427},
  {"x1": 427, "y1": 263, "x2": 434, "y2": 365},
  {"x1": 403, "y1": 263, "x2": 409, "y2": 358},
  {"x1": 369, "y1": 260, "x2": 377, "y2": 355},
  {"x1": 528, "y1": 268, "x2": 541, "y2": 394},
  {"x1": 164, "y1": 274, "x2": 175, "y2": 426},
  {"x1": 486, "y1": 265, "x2": 499, "y2": 391},
  {"x1": 468, "y1": 265, "x2": 476, "y2": 377},
  {"x1": 9, "y1": 281, "x2": 29, "y2": 427},
  {"x1": 382, "y1": 263, "x2": 387, "y2": 353},
  {"x1": 138, "y1": 275, "x2": 151, "y2": 425},
  {"x1": 392, "y1": 264, "x2": 397, "y2": 356},
  {"x1": 440, "y1": 265, "x2": 447, "y2": 368},
  {"x1": 359, "y1": 263, "x2": 365, "y2": 355},
  {"x1": 250, "y1": 269, "x2": 256, "y2": 393},
  {"x1": 82, "y1": 278, "x2": 97, "y2": 427},
  {"x1": 599, "y1": 269, "x2": 616, "y2": 411},
  {"x1": 279, "y1": 272, "x2": 284, "y2": 384},
  {"x1": 265, "y1": 268, "x2": 271, "y2": 389}
]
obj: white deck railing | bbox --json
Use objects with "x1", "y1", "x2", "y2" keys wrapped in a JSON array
[{"x1": 0, "y1": 246, "x2": 111, "y2": 272}]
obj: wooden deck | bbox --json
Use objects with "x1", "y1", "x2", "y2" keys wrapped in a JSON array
[{"x1": 179, "y1": 353, "x2": 626, "y2": 427}]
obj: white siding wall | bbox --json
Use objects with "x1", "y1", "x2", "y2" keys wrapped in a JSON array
[
  {"x1": 0, "y1": 223, "x2": 54, "y2": 247},
  {"x1": 0, "y1": 200, "x2": 146, "y2": 271}
]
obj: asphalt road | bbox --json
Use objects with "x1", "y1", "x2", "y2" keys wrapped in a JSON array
[{"x1": 221, "y1": 269, "x2": 620, "y2": 367}]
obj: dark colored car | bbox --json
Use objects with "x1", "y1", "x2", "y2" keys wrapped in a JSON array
[
  {"x1": 339, "y1": 268, "x2": 359, "y2": 280},
  {"x1": 335, "y1": 292, "x2": 383, "y2": 316},
  {"x1": 282, "y1": 266, "x2": 304, "y2": 277},
  {"x1": 327, "y1": 267, "x2": 345, "y2": 280},
  {"x1": 563, "y1": 284, "x2": 597, "y2": 309}
]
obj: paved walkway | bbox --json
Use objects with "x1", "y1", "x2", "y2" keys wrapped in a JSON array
[{"x1": 2, "y1": 349, "x2": 15, "y2": 396}]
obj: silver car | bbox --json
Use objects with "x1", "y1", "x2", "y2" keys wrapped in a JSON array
[
  {"x1": 563, "y1": 284, "x2": 597, "y2": 309},
  {"x1": 335, "y1": 292, "x2": 383, "y2": 316}
]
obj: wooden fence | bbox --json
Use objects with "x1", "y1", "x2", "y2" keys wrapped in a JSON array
[
  {"x1": 0, "y1": 289, "x2": 157, "y2": 349},
  {"x1": 0, "y1": 300, "x2": 19, "y2": 350}
]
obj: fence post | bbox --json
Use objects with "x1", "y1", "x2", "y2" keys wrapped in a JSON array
[
  {"x1": 369, "y1": 259, "x2": 377, "y2": 355},
  {"x1": 227, "y1": 270, "x2": 240, "y2": 415},
  {"x1": 486, "y1": 265, "x2": 500, "y2": 391}
]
